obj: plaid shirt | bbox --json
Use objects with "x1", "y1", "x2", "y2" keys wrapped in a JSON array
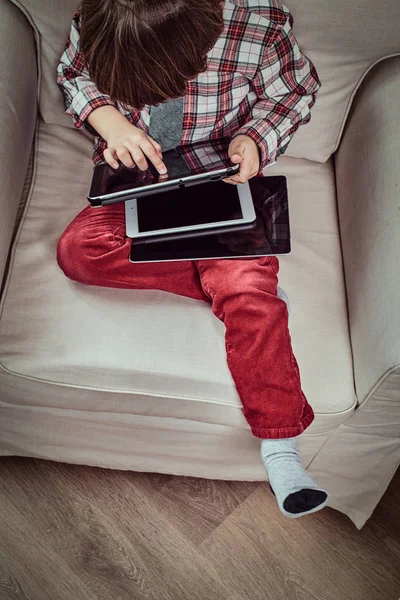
[{"x1": 57, "y1": 0, "x2": 320, "y2": 170}]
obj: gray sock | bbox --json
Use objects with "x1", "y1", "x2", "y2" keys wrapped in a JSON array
[
  {"x1": 277, "y1": 286, "x2": 290, "y2": 314},
  {"x1": 261, "y1": 437, "x2": 328, "y2": 518}
]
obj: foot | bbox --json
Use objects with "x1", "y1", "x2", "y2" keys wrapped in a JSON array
[{"x1": 261, "y1": 437, "x2": 328, "y2": 518}]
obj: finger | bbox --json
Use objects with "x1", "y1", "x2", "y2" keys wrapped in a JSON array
[
  {"x1": 223, "y1": 164, "x2": 258, "y2": 184},
  {"x1": 140, "y1": 139, "x2": 167, "y2": 174},
  {"x1": 226, "y1": 171, "x2": 247, "y2": 184},
  {"x1": 123, "y1": 144, "x2": 149, "y2": 171},
  {"x1": 104, "y1": 148, "x2": 120, "y2": 170},
  {"x1": 147, "y1": 137, "x2": 163, "y2": 159},
  {"x1": 229, "y1": 152, "x2": 243, "y2": 165},
  {"x1": 224, "y1": 167, "x2": 257, "y2": 185},
  {"x1": 236, "y1": 157, "x2": 253, "y2": 183},
  {"x1": 225, "y1": 175, "x2": 243, "y2": 184},
  {"x1": 116, "y1": 146, "x2": 135, "y2": 169},
  {"x1": 228, "y1": 138, "x2": 245, "y2": 160},
  {"x1": 149, "y1": 138, "x2": 163, "y2": 159}
]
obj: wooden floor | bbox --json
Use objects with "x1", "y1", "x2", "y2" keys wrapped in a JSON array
[{"x1": 0, "y1": 457, "x2": 399, "y2": 600}]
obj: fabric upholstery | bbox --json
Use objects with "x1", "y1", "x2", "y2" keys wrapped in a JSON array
[
  {"x1": 0, "y1": 0, "x2": 37, "y2": 283},
  {"x1": 56, "y1": 206, "x2": 315, "y2": 440},
  {"x1": 0, "y1": 121, "x2": 355, "y2": 454},
  {"x1": 2, "y1": 0, "x2": 399, "y2": 530},
  {"x1": 336, "y1": 57, "x2": 400, "y2": 404},
  {"x1": 9, "y1": 0, "x2": 400, "y2": 164},
  {"x1": 307, "y1": 366, "x2": 400, "y2": 529},
  {"x1": 303, "y1": 56, "x2": 400, "y2": 529}
]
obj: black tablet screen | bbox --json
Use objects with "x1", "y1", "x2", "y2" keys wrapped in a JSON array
[
  {"x1": 136, "y1": 182, "x2": 242, "y2": 233},
  {"x1": 130, "y1": 176, "x2": 291, "y2": 261},
  {"x1": 90, "y1": 150, "x2": 193, "y2": 197}
]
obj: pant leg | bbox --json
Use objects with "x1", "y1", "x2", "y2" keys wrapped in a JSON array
[
  {"x1": 195, "y1": 257, "x2": 314, "y2": 439},
  {"x1": 57, "y1": 203, "x2": 208, "y2": 301}
]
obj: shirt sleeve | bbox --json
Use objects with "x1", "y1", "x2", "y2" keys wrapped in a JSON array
[
  {"x1": 233, "y1": 13, "x2": 321, "y2": 171},
  {"x1": 56, "y1": 12, "x2": 116, "y2": 135}
]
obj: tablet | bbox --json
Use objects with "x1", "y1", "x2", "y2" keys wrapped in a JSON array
[
  {"x1": 88, "y1": 148, "x2": 240, "y2": 207},
  {"x1": 125, "y1": 181, "x2": 256, "y2": 240},
  {"x1": 129, "y1": 176, "x2": 290, "y2": 262}
]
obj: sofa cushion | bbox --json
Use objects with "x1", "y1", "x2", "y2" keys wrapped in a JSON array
[
  {"x1": 0, "y1": 121, "x2": 355, "y2": 433},
  {"x1": 10, "y1": 0, "x2": 400, "y2": 163}
]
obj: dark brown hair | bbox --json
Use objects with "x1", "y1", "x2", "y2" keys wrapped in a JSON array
[{"x1": 80, "y1": 0, "x2": 224, "y2": 110}]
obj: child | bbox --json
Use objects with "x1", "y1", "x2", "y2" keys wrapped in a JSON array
[{"x1": 57, "y1": 0, "x2": 328, "y2": 518}]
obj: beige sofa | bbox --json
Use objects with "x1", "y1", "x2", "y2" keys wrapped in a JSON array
[{"x1": 1, "y1": 0, "x2": 399, "y2": 529}]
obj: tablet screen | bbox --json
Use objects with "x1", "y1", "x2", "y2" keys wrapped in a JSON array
[
  {"x1": 89, "y1": 150, "x2": 192, "y2": 197},
  {"x1": 136, "y1": 182, "x2": 242, "y2": 233},
  {"x1": 130, "y1": 175, "x2": 291, "y2": 261}
]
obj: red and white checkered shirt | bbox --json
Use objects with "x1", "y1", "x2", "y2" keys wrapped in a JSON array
[{"x1": 57, "y1": 0, "x2": 320, "y2": 171}]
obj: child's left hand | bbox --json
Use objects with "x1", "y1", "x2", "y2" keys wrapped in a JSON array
[{"x1": 224, "y1": 135, "x2": 260, "y2": 185}]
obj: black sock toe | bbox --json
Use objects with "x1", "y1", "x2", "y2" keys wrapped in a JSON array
[{"x1": 283, "y1": 489, "x2": 327, "y2": 514}]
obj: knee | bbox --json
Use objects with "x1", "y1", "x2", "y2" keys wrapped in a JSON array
[
  {"x1": 57, "y1": 223, "x2": 91, "y2": 283},
  {"x1": 56, "y1": 217, "x2": 125, "y2": 285},
  {"x1": 200, "y1": 259, "x2": 286, "y2": 322},
  {"x1": 210, "y1": 258, "x2": 279, "y2": 298}
]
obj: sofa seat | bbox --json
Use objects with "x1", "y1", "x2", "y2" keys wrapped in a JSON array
[{"x1": 0, "y1": 121, "x2": 355, "y2": 477}]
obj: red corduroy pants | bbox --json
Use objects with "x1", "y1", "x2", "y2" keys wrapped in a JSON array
[{"x1": 57, "y1": 203, "x2": 314, "y2": 439}]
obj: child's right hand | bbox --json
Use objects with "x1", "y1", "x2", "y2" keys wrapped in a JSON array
[
  {"x1": 87, "y1": 106, "x2": 167, "y2": 174},
  {"x1": 105, "y1": 122, "x2": 167, "y2": 174}
]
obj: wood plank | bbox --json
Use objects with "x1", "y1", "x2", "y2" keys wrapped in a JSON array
[
  {"x1": 0, "y1": 458, "x2": 242, "y2": 600},
  {"x1": 0, "y1": 496, "x2": 95, "y2": 600},
  {"x1": 199, "y1": 480, "x2": 400, "y2": 600},
  {"x1": 0, "y1": 457, "x2": 398, "y2": 600},
  {"x1": 120, "y1": 471, "x2": 260, "y2": 545}
]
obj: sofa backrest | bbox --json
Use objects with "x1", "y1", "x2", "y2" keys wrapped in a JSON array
[{"x1": 11, "y1": 0, "x2": 400, "y2": 163}]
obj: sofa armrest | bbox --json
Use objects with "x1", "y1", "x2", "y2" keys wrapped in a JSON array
[
  {"x1": 0, "y1": 0, "x2": 37, "y2": 287},
  {"x1": 335, "y1": 57, "x2": 400, "y2": 405}
]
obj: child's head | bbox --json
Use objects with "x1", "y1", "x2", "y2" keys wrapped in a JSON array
[{"x1": 80, "y1": 0, "x2": 224, "y2": 110}]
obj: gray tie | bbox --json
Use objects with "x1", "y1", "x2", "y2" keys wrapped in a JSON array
[{"x1": 148, "y1": 97, "x2": 184, "y2": 152}]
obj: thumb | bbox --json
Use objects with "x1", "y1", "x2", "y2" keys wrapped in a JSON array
[
  {"x1": 230, "y1": 153, "x2": 243, "y2": 164},
  {"x1": 229, "y1": 139, "x2": 244, "y2": 163}
]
